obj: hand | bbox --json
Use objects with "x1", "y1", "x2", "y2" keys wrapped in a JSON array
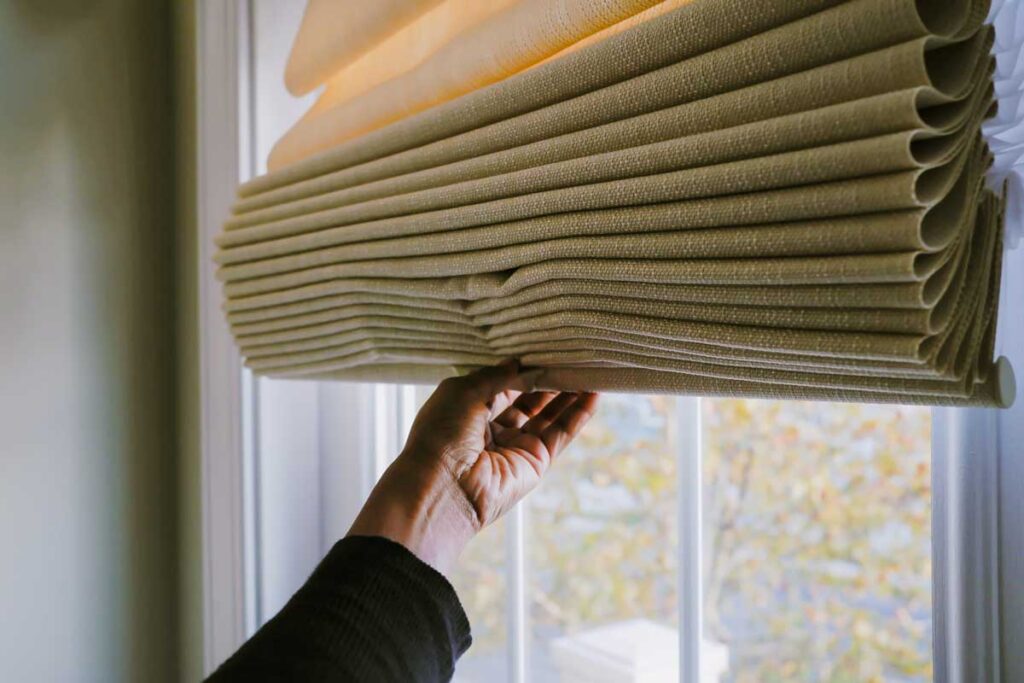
[
  {"x1": 347, "y1": 361, "x2": 599, "y2": 573},
  {"x1": 407, "y1": 360, "x2": 599, "y2": 528}
]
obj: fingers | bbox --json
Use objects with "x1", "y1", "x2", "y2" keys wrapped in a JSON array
[
  {"x1": 521, "y1": 392, "x2": 579, "y2": 435},
  {"x1": 492, "y1": 391, "x2": 559, "y2": 429},
  {"x1": 489, "y1": 389, "x2": 522, "y2": 419},
  {"x1": 439, "y1": 360, "x2": 542, "y2": 409},
  {"x1": 521, "y1": 392, "x2": 599, "y2": 458}
]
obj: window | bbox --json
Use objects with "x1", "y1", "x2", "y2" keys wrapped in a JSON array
[
  {"x1": 282, "y1": 393, "x2": 929, "y2": 683},
  {"x1": 702, "y1": 400, "x2": 932, "y2": 682},
  {"x1": 196, "y1": 1, "x2": 1020, "y2": 679},
  {"x1": 248, "y1": 383, "x2": 936, "y2": 683}
]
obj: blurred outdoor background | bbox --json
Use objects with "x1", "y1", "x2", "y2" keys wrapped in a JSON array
[{"x1": 451, "y1": 395, "x2": 932, "y2": 683}]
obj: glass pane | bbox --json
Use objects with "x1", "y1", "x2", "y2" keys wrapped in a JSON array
[
  {"x1": 451, "y1": 518, "x2": 509, "y2": 683},
  {"x1": 528, "y1": 393, "x2": 680, "y2": 682},
  {"x1": 701, "y1": 400, "x2": 932, "y2": 683}
]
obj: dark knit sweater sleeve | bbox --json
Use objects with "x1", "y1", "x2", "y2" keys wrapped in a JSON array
[{"x1": 206, "y1": 535, "x2": 472, "y2": 683}]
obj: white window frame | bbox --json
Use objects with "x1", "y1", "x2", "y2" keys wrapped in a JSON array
[{"x1": 194, "y1": 2, "x2": 1021, "y2": 680}]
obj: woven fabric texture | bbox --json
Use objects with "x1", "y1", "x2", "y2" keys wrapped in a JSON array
[
  {"x1": 269, "y1": 0, "x2": 668, "y2": 169},
  {"x1": 216, "y1": 0, "x2": 1015, "y2": 407}
]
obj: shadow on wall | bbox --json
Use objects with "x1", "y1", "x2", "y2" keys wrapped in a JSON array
[{"x1": 0, "y1": 0, "x2": 179, "y2": 681}]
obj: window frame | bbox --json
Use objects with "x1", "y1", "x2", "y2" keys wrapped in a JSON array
[{"x1": 194, "y1": 2, "x2": 1016, "y2": 679}]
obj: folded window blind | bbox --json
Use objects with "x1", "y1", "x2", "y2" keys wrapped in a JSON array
[{"x1": 216, "y1": 0, "x2": 1020, "y2": 407}]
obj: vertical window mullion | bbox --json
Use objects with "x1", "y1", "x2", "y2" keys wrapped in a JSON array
[
  {"x1": 357, "y1": 385, "x2": 377, "y2": 502},
  {"x1": 507, "y1": 503, "x2": 527, "y2": 683},
  {"x1": 372, "y1": 385, "x2": 397, "y2": 479},
  {"x1": 241, "y1": 369, "x2": 261, "y2": 635},
  {"x1": 931, "y1": 406, "x2": 1002, "y2": 682},
  {"x1": 677, "y1": 397, "x2": 703, "y2": 683},
  {"x1": 397, "y1": 384, "x2": 419, "y2": 444},
  {"x1": 319, "y1": 382, "x2": 379, "y2": 538},
  {"x1": 238, "y1": 0, "x2": 260, "y2": 639}
]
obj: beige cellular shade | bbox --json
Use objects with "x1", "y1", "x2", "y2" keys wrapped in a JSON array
[{"x1": 216, "y1": 0, "x2": 1017, "y2": 407}]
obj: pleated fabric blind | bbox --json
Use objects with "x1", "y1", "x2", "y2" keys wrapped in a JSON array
[{"x1": 215, "y1": 0, "x2": 1019, "y2": 407}]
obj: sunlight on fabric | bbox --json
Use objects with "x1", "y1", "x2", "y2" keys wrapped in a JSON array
[{"x1": 270, "y1": 0, "x2": 672, "y2": 169}]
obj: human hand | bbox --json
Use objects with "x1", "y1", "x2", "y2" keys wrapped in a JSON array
[
  {"x1": 347, "y1": 361, "x2": 599, "y2": 573},
  {"x1": 406, "y1": 360, "x2": 599, "y2": 528}
]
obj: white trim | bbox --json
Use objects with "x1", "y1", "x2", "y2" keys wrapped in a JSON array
[
  {"x1": 254, "y1": 378, "x2": 323, "y2": 621},
  {"x1": 398, "y1": 384, "x2": 420, "y2": 443},
  {"x1": 932, "y1": 408, "x2": 1002, "y2": 683},
  {"x1": 319, "y1": 382, "x2": 378, "y2": 546},
  {"x1": 236, "y1": 0, "x2": 262, "y2": 639},
  {"x1": 196, "y1": 0, "x2": 251, "y2": 673},
  {"x1": 240, "y1": 369, "x2": 261, "y2": 636},
  {"x1": 676, "y1": 397, "x2": 702, "y2": 683},
  {"x1": 507, "y1": 503, "x2": 528, "y2": 683},
  {"x1": 373, "y1": 385, "x2": 401, "y2": 478}
]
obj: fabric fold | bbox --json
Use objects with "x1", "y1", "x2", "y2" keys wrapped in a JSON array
[{"x1": 214, "y1": 0, "x2": 1013, "y2": 407}]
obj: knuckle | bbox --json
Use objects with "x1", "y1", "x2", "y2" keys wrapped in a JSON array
[{"x1": 438, "y1": 376, "x2": 462, "y2": 391}]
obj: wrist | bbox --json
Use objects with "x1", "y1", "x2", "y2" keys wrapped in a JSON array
[{"x1": 347, "y1": 456, "x2": 478, "y2": 574}]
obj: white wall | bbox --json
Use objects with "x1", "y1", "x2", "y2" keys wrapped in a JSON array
[{"x1": 0, "y1": 1, "x2": 179, "y2": 680}]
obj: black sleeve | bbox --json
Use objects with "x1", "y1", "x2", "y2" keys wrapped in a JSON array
[{"x1": 206, "y1": 535, "x2": 472, "y2": 683}]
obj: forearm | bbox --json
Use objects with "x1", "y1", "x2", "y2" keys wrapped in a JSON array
[
  {"x1": 348, "y1": 455, "x2": 480, "y2": 575},
  {"x1": 207, "y1": 363, "x2": 595, "y2": 682},
  {"x1": 206, "y1": 535, "x2": 471, "y2": 683}
]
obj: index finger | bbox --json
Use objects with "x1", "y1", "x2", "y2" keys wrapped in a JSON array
[
  {"x1": 440, "y1": 360, "x2": 543, "y2": 409},
  {"x1": 537, "y1": 392, "x2": 600, "y2": 458}
]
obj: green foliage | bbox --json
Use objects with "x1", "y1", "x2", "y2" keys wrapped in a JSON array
[{"x1": 703, "y1": 399, "x2": 931, "y2": 682}]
